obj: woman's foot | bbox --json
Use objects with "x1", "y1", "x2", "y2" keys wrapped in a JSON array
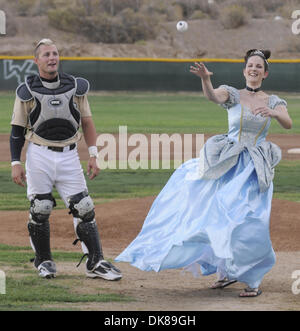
[
  {"x1": 239, "y1": 287, "x2": 262, "y2": 297},
  {"x1": 210, "y1": 277, "x2": 237, "y2": 289}
]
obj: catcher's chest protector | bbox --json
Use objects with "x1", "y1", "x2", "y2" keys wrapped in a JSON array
[{"x1": 25, "y1": 73, "x2": 82, "y2": 142}]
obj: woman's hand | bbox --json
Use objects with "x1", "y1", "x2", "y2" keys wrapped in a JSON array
[
  {"x1": 190, "y1": 62, "x2": 228, "y2": 104},
  {"x1": 253, "y1": 106, "x2": 277, "y2": 118},
  {"x1": 190, "y1": 62, "x2": 213, "y2": 79},
  {"x1": 254, "y1": 105, "x2": 292, "y2": 129}
]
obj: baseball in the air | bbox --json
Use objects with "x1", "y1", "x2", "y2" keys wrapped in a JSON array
[{"x1": 176, "y1": 21, "x2": 188, "y2": 32}]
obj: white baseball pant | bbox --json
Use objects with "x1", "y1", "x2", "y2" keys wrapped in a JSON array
[{"x1": 25, "y1": 142, "x2": 90, "y2": 253}]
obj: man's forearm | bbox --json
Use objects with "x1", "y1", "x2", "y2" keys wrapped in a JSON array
[
  {"x1": 81, "y1": 117, "x2": 97, "y2": 147},
  {"x1": 10, "y1": 125, "x2": 26, "y2": 162}
]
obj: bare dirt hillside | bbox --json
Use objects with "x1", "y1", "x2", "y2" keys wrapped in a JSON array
[{"x1": 1, "y1": 15, "x2": 300, "y2": 59}]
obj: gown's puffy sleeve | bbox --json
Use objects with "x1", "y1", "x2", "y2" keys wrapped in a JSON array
[
  {"x1": 268, "y1": 95, "x2": 287, "y2": 109},
  {"x1": 218, "y1": 85, "x2": 240, "y2": 109}
]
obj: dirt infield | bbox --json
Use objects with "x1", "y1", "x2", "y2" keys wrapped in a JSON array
[
  {"x1": 1, "y1": 133, "x2": 300, "y2": 310},
  {"x1": 0, "y1": 196, "x2": 300, "y2": 253},
  {"x1": 0, "y1": 197, "x2": 299, "y2": 311}
]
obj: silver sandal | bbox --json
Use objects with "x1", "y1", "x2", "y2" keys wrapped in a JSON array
[
  {"x1": 210, "y1": 278, "x2": 237, "y2": 289},
  {"x1": 239, "y1": 287, "x2": 262, "y2": 297}
]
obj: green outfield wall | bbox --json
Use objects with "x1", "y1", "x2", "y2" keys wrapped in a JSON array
[{"x1": 0, "y1": 57, "x2": 299, "y2": 92}]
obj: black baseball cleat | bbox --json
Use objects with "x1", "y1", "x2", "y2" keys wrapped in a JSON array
[
  {"x1": 37, "y1": 260, "x2": 57, "y2": 279},
  {"x1": 86, "y1": 259, "x2": 122, "y2": 281}
]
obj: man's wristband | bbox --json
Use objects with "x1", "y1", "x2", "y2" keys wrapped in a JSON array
[
  {"x1": 88, "y1": 146, "x2": 98, "y2": 158},
  {"x1": 11, "y1": 161, "x2": 21, "y2": 166}
]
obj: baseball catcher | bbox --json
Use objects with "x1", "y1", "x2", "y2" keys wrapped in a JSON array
[{"x1": 10, "y1": 39, "x2": 122, "y2": 281}]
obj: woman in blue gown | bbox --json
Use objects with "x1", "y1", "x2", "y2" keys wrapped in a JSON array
[{"x1": 116, "y1": 49, "x2": 293, "y2": 297}]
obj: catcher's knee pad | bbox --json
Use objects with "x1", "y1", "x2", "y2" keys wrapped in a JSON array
[
  {"x1": 29, "y1": 193, "x2": 56, "y2": 224},
  {"x1": 68, "y1": 191, "x2": 95, "y2": 222}
]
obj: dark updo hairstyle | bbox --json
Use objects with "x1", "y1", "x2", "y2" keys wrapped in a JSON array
[{"x1": 244, "y1": 49, "x2": 271, "y2": 72}]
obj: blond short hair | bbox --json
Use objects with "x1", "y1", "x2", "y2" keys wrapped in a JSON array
[{"x1": 34, "y1": 38, "x2": 55, "y2": 58}]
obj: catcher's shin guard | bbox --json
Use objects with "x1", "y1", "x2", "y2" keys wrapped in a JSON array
[
  {"x1": 28, "y1": 193, "x2": 56, "y2": 268},
  {"x1": 75, "y1": 219, "x2": 104, "y2": 270},
  {"x1": 28, "y1": 219, "x2": 52, "y2": 268},
  {"x1": 74, "y1": 218, "x2": 122, "y2": 281},
  {"x1": 68, "y1": 191, "x2": 104, "y2": 270}
]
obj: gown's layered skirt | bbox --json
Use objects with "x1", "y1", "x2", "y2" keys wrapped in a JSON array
[{"x1": 116, "y1": 135, "x2": 281, "y2": 288}]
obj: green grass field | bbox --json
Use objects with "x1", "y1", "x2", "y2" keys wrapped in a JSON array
[
  {"x1": 0, "y1": 160, "x2": 300, "y2": 211},
  {"x1": 1, "y1": 92, "x2": 300, "y2": 209},
  {"x1": 0, "y1": 92, "x2": 299, "y2": 310},
  {"x1": 1, "y1": 91, "x2": 300, "y2": 134},
  {"x1": 0, "y1": 244, "x2": 132, "y2": 311}
]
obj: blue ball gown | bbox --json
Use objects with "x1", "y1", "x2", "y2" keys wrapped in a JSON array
[{"x1": 116, "y1": 85, "x2": 287, "y2": 289}]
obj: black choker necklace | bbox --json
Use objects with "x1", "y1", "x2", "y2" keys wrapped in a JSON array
[{"x1": 246, "y1": 86, "x2": 260, "y2": 93}]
